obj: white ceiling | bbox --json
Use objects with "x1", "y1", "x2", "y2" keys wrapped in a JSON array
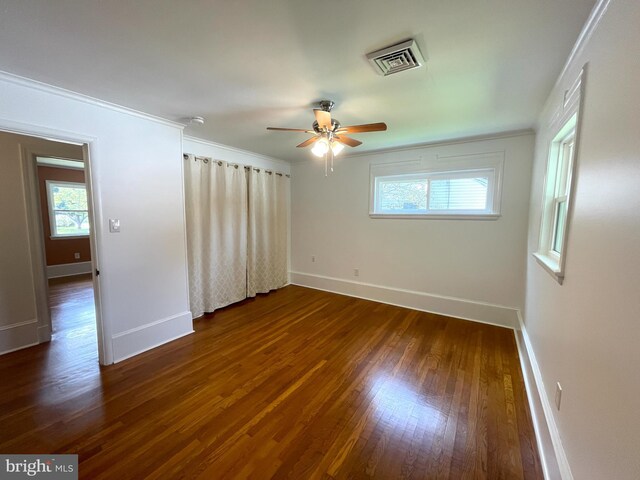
[{"x1": 0, "y1": 0, "x2": 596, "y2": 162}]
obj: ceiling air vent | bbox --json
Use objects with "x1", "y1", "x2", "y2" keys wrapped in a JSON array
[{"x1": 366, "y1": 39, "x2": 425, "y2": 76}]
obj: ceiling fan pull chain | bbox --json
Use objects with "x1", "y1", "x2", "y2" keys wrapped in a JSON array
[
  {"x1": 330, "y1": 149, "x2": 334, "y2": 173},
  {"x1": 324, "y1": 153, "x2": 328, "y2": 177}
]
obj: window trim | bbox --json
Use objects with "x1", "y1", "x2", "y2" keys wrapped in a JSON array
[
  {"x1": 533, "y1": 66, "x2": 585, "y2": 284},
  {"x1": 369, "y1": 152, "x2": 504, "y2": 220},
  {"x1": 46, "y1": 180, "x2": 90, "y2": 239}
]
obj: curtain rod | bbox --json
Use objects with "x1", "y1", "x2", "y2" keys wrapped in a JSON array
[{"x1": 183, "y1": 153, "x2": 290, "y2": 177}]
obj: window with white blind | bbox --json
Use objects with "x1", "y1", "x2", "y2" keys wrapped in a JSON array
[{"x1": 370, "y1": 153, "x2": 503, "y2": 219}]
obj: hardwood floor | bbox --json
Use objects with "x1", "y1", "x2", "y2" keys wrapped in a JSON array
[
  {"x1": 0, "y1": 285, "x2": 542, "y2": 479},
  {"x1": 48, "y1": 273, "x2": 96, "y2": 336}
]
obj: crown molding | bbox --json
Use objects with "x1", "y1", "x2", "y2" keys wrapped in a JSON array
[
  {"x1": 183, "y1": 135, "x2": 289, "y2": 167},
  {"x1": 554, "y1": 0, "x2": 611, "y2": 89},
  {"x1": 337, "y1": 128, "x2": 535, "y2": 160},
  {"x1": 0, "y1": 70, "x2": 185, "y2": 130}
]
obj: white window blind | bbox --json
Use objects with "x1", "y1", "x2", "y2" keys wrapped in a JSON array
[{"x1": 428, "y1": 176, "x2": 489, "y2": 211}]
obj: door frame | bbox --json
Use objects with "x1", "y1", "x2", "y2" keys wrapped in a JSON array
[{"x1": 2, "y1": 118, "x2": 111, "y2": 365}]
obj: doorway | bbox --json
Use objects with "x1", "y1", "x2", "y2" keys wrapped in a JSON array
[
  {"x1": 0, "y1": 129, "x2": 105, "y2": 364},
  {"x1": 36, "y1": 153, "x2": 97, "y2": 359}
]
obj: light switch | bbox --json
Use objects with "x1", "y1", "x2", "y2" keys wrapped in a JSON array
[{"x1": 109, "y1": 219, "x2": 121, "y2": 233}]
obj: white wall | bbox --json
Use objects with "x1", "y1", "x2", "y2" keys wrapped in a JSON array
[
  {"x1": 0, "y1": 73, "x2": 193, "y2": 363},
  {"x1": 524, "y1": 0, "x2": 640, "y2": 478},
  {"x1": 291, "y1": 132, "x2": 534, "y2": 326}
]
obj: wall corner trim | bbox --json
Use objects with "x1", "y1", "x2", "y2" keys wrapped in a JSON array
[
  {"x1": 111, "y1": 311, "x2": 194, "y2": 363},
  {"x1": 290, "y1": 271, "x2": 519, "y2": 329},
  {"x1": 554, "y1": 0, "x2": 611, "y2": 90},
  {"x1": 341, "y1": 128, "x2": 535, "y2": 159},
  {"x1": 0, "y1": 70, "x2": 185, "y2": 130},
  {"x1": 515, "y1": 312, "x2": 574, "y2": 480}
]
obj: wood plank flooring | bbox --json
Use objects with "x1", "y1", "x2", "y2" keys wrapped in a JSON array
[
  {"x1": 0, "y1": 283, "x2": 542, "y2": 479},
  {"x1": 48, "y1": 273, "x2": 96, "y2": 336}
]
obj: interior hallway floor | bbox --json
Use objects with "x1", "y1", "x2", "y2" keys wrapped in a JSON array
[{"x1": 48, "y1": 273, "x2": 96, "y2": 340}]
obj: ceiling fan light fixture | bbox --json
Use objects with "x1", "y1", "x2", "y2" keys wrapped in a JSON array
[
  {"x1": 330, "y1": 141, "x2": 344, "y2": 155},
  {"x1": 266, "y1": 100, "x2": 387, "y2": 174},
  {"x1": 311, "y1": 137, "x2": 329, "y2": 157}
]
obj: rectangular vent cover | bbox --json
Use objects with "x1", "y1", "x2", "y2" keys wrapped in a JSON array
[{"x1": 367, "y1": 39, "x2": 425, "y2": 76}]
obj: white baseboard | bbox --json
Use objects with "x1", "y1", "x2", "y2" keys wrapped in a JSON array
[
  {"x1": 289, "y1": 271, "x2": 519, "y2": 329},
  {"x1": 0, "y1": 319, "x2": 39, "y2": 355},
  {"x1": 516, "y1": 312, "x2": 573, "y2": 480},
  {"x1": 37, "y1": 324, "x2": 51, "y2": 343},
  {"x1": 47, "y1": 261, "x2": 92, "y2": 279},
  {"x1": 111, "y1": 311, "x2": 194, "y2": 363}
]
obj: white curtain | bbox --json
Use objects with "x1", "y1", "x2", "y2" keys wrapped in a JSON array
[
  {"x1": 247, "y1": 169, "x2": 289, "y2": 296},
  {"x1": 183, "y1": 155, "x2": 248, "y2": 318}
]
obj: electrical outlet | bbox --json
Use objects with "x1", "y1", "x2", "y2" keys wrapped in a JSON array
[
  {"x1": 555, "y1": 382, "x2": 563, "y2": 411},
  {"x1": 354, "y1": 268, "x2": 359, "y2": 277},
  {"x1": 311, "y1": 255, "x2": 316, "y2": 263},
  {"x1": 74, "y1": 252, "x2": 80, "y2": 260}
]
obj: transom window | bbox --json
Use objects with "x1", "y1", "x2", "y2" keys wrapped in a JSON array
[
  {"x1": 374, "y1": 170, "x2": 494, "y2": 215},
  {"x1": 46, "y1": 181, "x2": 90, "y2": 237},
  {"x1": 370, "y1": 153, "x2": 503, "y2": 219}
]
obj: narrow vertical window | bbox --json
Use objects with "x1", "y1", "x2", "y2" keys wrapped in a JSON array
[
  {"x1": 533, "y1": 67, "x2": 585, "y2": 283},
  {"x1": 534, "y1": 114, "x2": 578, "y2": 282},
  {"x1": 550, "y1": 135, "x2": 574, "y2": 255}
]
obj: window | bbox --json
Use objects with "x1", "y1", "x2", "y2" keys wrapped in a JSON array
[
  {"x1": 534, "y1": 114, "x2": 578, "y2": 282},
  {"x1": 534, "y1": 66, "x2": 585, "y2": 283},
  {"x1": 550, "y1": 133, "x2": 574, "y2": 255},
  {"x1": 46, "y1": 181, "x2": 90, "y2": 237},
  {"x1": 370, "y1": 152, "x2": 503, "y2": 219}
]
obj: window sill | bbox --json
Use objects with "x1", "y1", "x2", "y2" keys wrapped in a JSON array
[
  {"x1": 532, "y1": 252, "x2": 564, "y2": 284},
  {"x1": 369, "y1": 213, "x2": 501, "y2": 220},
  {"x1": 50, "y1": 235, "x2": 90, "y2": 240}
]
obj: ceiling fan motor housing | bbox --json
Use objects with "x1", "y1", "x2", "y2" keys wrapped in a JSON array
[
  {"x1": 312, "y1": 118, "x2": 341, "y2": 133},
  {"x1": 318, "y1": 100, "x2": 334, "y2": 112}
]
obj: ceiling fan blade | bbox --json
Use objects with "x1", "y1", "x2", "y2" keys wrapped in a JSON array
[
  {"x1": 267, "y1": 127, "x2": 315, "y2": 133},
  {"x1": 336, "y1": 122, "x2": 387, "y2": 134},
  {"x1": 314, "y1": 109, "x2": 332, "y2": 131},
  {"x1": 334, "y1": 135, "x2": 363, "y2": 147},
  {"x1": 296, "y1": 136, "x2": 320, "y2": 148}
]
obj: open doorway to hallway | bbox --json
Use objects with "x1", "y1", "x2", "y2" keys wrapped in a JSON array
[
  {"x1": 36, "y1": 153, "x2": 97, "y2": 359},
  {"x1": 0, "y1": 130, "x2": 102, "y2": 363}
]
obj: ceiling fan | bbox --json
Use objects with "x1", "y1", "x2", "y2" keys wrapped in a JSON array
[{"x1": 267, "y1": 100, "x2": 387, "y2": 174}]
